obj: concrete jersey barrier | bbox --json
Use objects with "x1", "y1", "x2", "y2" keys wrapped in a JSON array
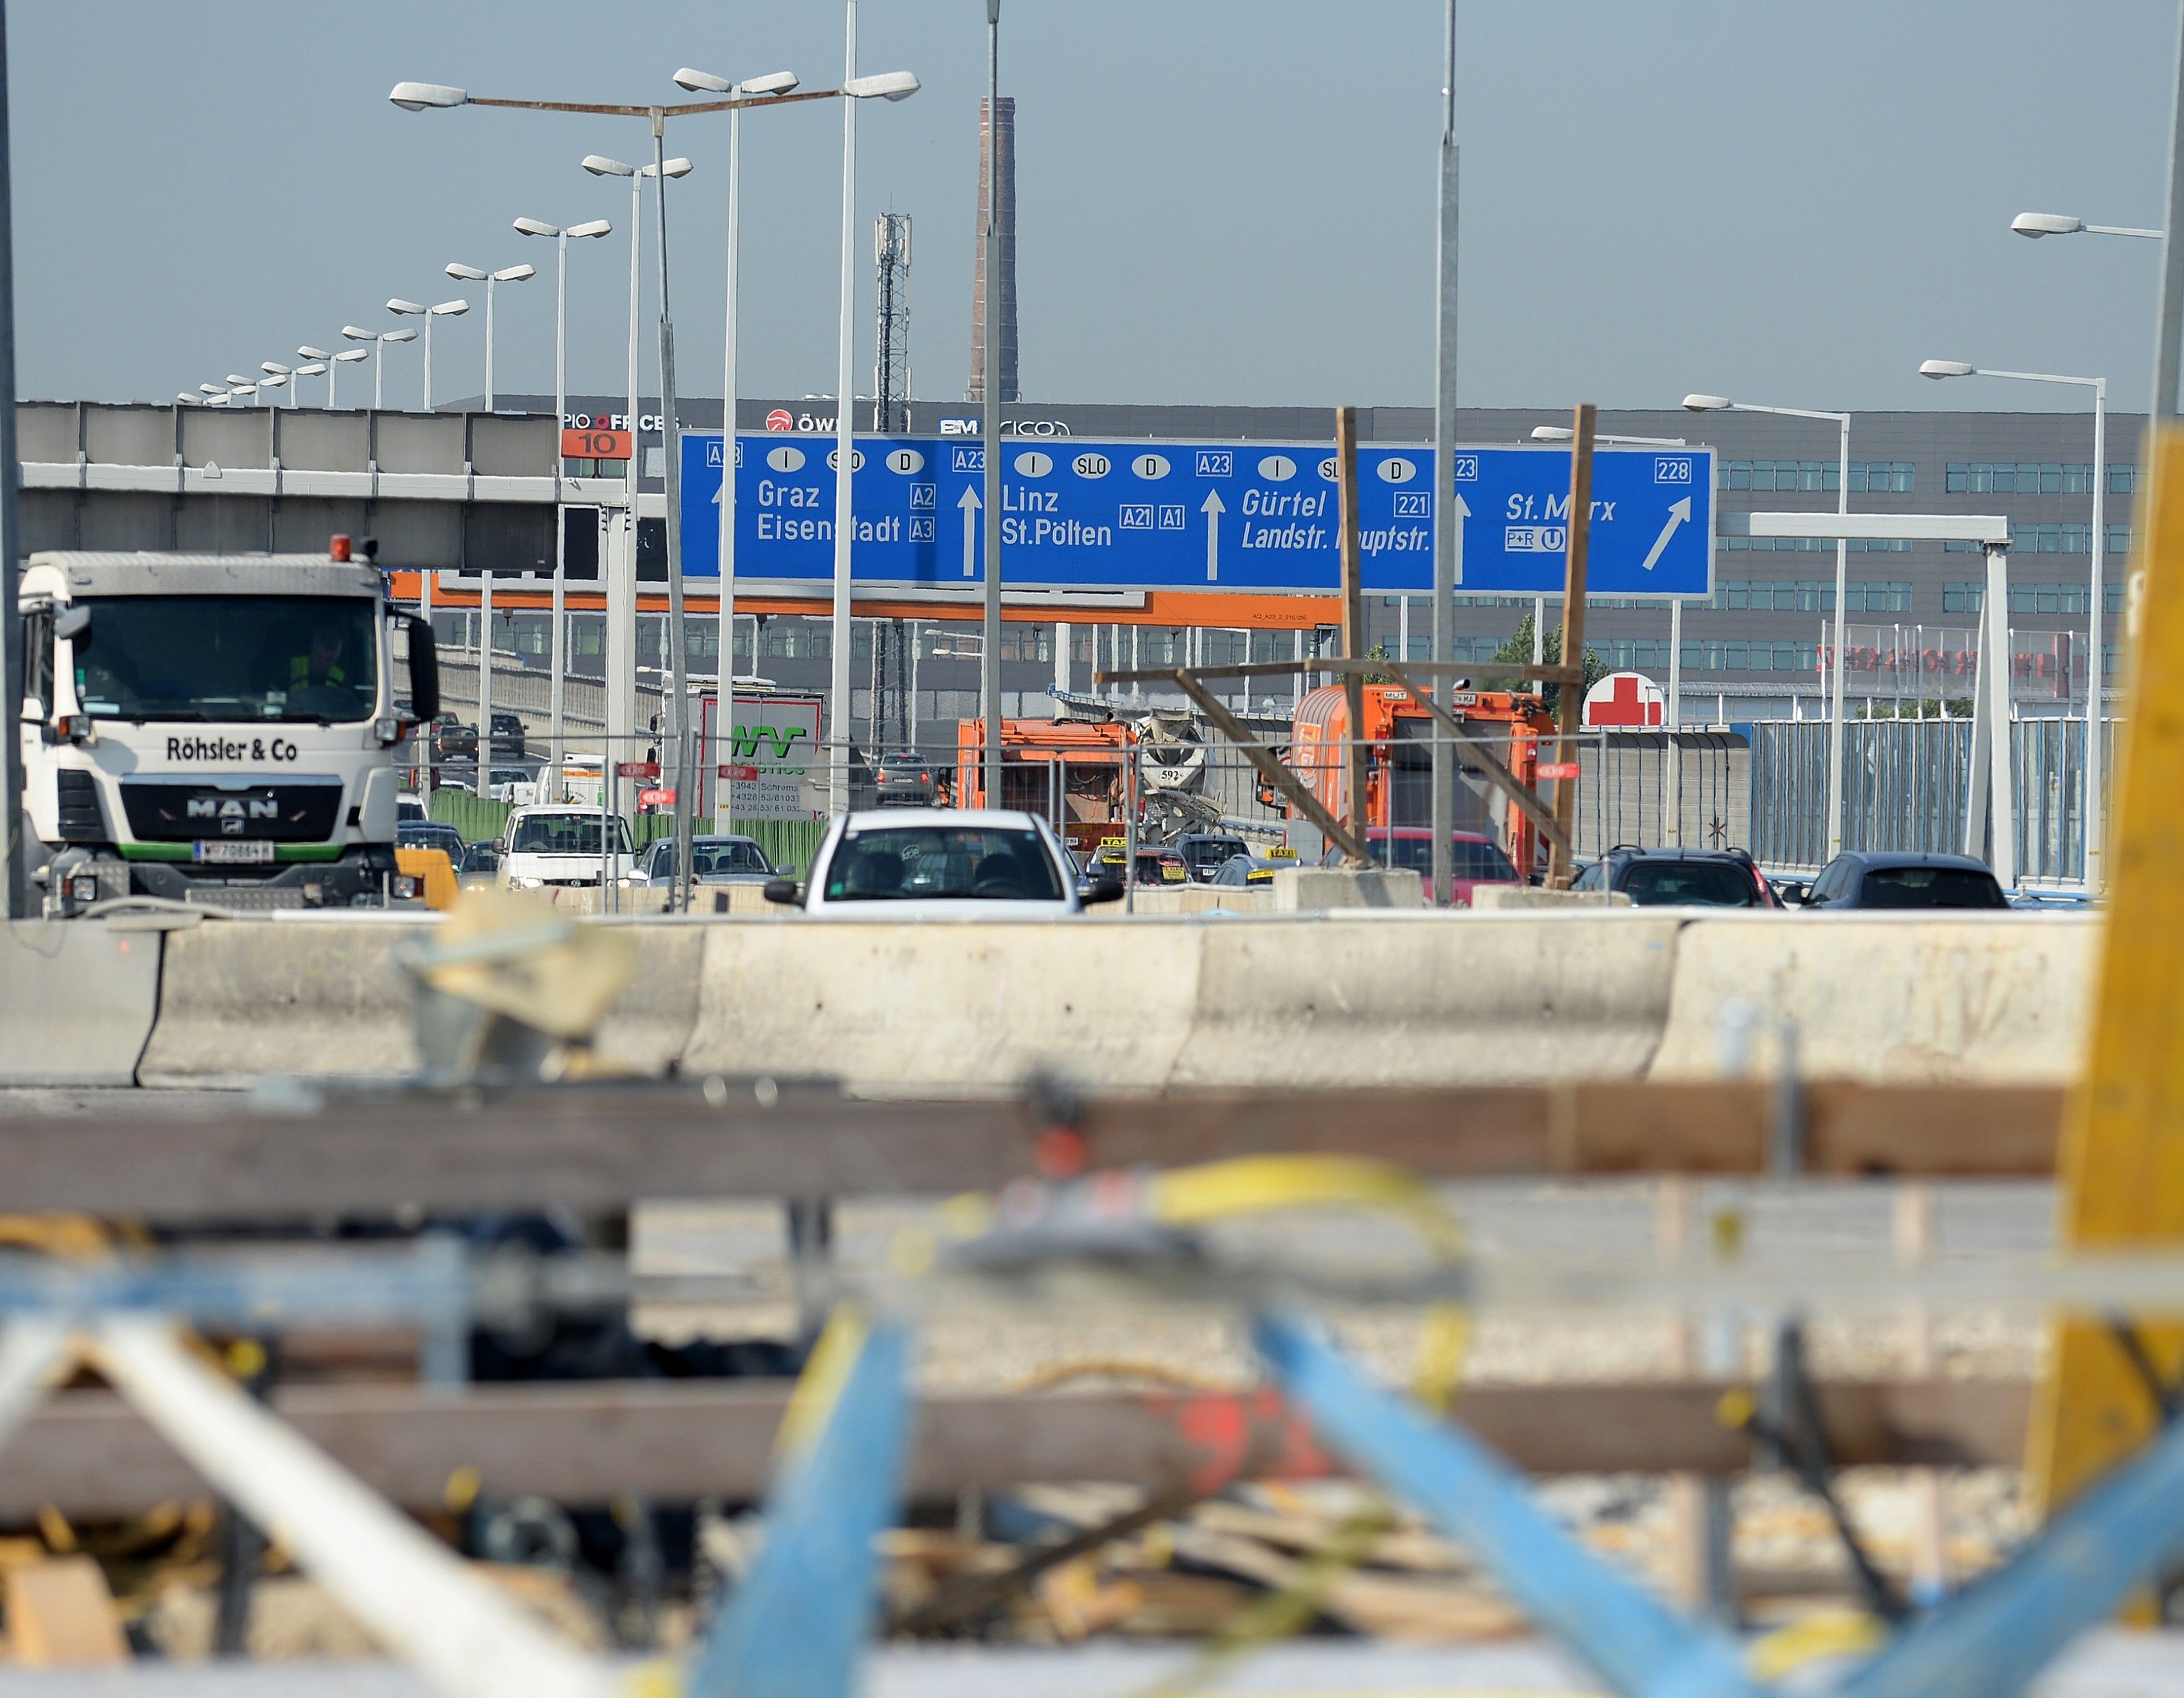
[
  {"x1": 0, "y1": 919, "x2": 162, "y2": 1087},
  {"x1": 1648, "y1": 911, "x2": 2097, "y2": 1084},
  {"x1": 1174, "y1": 911, "x2": 1682, "y2": 1088}
]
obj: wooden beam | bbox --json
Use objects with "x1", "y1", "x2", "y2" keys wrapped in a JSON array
[
  {"x1": 1377, "y1": 658, "x2": 1570, "y2": 859},
  {"x1": 1093, "y1": 658, "x2": 1584, "y2": 688},
  {"x1": 1168, "y1": 670, "x2": 1376, "y2": 866},
  {"x1": 0, "y1": 1081, "x2": 2064, "y2": 1219},
  {"x1": 0, "y1": 1377, "x2": 2031, "y2": 1516},
  {"x1": 1337, "y1": 407, "x2": 1370, "y2": 863},
  {"x1": 1548, "y1": 403, "x2": 1596, "y2": 887}
]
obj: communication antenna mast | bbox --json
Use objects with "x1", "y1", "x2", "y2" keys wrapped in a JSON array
[{"x1": 874, "y1": 212, "x2": 912, "y2": 432}]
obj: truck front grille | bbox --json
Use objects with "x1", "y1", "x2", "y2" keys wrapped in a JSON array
[{"x1": 119, "y1": 776, "x2": 343, "y2": 842}]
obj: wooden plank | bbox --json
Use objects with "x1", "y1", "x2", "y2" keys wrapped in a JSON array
[
  {"x1": 0, "y1": 1377, "x2": 2030, "y2": 1518},
  {"x1": 1337, "y1": 405, "x2": 1370, "y2": 859},
  {"x1": 2030, "y1": 424, "x2": 2184, "y2": 1520},
  {"x1": 0, "y1": 1081, "x2": 2064, "y2": 1219},
  {"x1": 1547, "y1": 403, "x2": 1596, "y2": 887}
]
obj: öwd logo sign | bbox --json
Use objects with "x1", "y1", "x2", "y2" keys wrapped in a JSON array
[{"x1": 764, "y1": 409, "x2": 793, "y2": 432}]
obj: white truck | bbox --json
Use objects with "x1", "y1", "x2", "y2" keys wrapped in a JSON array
[{"x1": 16, "y1": 541, "x2": 440, "y2": 913}]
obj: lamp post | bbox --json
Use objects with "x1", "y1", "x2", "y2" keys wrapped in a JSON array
[
  {"x1": 342, "y1": 326, "x2": 416, "y2": 409},
  {"x1": 670, "y1": 66, "x2": 801, "y2": 834},
  {"x1": 389, "y1": 70, "x2": 913, "y2": 895},
  {"x1": 2011, "y1": 212, "x2": 2163, "y2": 241},
  {"x1": 516, "y1": 216, "x2": 614, "y2": 777},
  {"x1": 323, "y1": 347, "x2": 367, "y2": 409},
  {"x1": 388, "y1": 298, "x2": 470, "y2": 411},
  {"x1": 979, "y1": 0, "x2": 1003, "y2": 821},
  {"x1": 259, "y1": 362, "x2": 297, "y2": 407},
  {"x1": 446, "y1": 261, "x2": 535, "y2": 412},
  {"x1": 828, "y1": 11, "x2": 921, "y2": 816},
  {"x1": 1685, "y1": 394, "x2": 1852, "y2": 861},
  {"x1": 1921, "y1": 359, "x2": 2110, "y2": 887}
]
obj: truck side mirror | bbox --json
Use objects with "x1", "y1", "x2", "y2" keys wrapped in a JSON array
[
  {"x1": 54, "y1": 605, "x2": 90, "y2": 648},
  {"x1": 762, "y1": 876, "x2": 801, "y2": 907},
  {"x1": 1082, "y1": 876, "x2": 1126, "y2": 907},
  {"x1": 400, "y1": 614, "x2": 440, "y2": 723}
]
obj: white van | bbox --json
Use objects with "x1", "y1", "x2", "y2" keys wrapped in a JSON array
[{"x1": 499, "y1": 804, "x2": 635, "y2": 891}]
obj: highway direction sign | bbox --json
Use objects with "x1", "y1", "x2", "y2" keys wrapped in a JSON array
[{"x1": 678, "y1": 433, "x2": 1713, "y2": 599}]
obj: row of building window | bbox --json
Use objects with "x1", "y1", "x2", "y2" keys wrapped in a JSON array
[
  {"x1": 1946, "y1": 462, "x2": 2138, "y2": 495},
  {"x1": 1708, "y1": 580, "x2": 1915, "y2": 613},
  {"x1": 1722, "y1": 535, "x2": 1913, "y2": 553},
  {"x1": 1719, "y1": 460, "x2": 1915, "y2": 493},
  {"x1": 1942, "y1": 581, "x2": 2129, "y2": 615}
]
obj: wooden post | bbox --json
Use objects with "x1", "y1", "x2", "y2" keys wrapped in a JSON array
[
  {"x1": 1547, "y1": 404, "x2": 1596, "y2": 887},
  {"x1": 1336, "y1": 407, "x2": 1370, "y2": 865}
]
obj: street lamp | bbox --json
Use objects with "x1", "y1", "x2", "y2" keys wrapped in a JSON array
[
  {"x1": 829, "y1": 9, "x2": 923, "y2": 816},
  {"x1": 260, "y1": 362, "x2": 297, "y2": 407},
  {"x1": 672, "y1": 65, "x2": 805, "y2": 832},
  {"x1": 2011, "y1": 212, "x2": 2164, "y2": 240},
  {"x1": 342, "y1": 326, "x2": 417, "y2": 409},
  {"x1": 1531, "y1": 426, "x2": 1687, "y2": 446},
  {"x1": 446, "y1": 261, "x2": 534, "y2": 411},
  {"x1": 1921, "y1": 358, "x2": 2110, "y2": 887},
  {"x1": 391, "y1": 66, "x2": 914, "y2": 906},
  {"x1": 516, "y1": 215, "x2": 614, "y2": 774},
  {"x1": 1685, "y1": 393, "x2": 1854, "y2": 860},
  {"x1": 388, "y1": 298, "x2": 470, "y2": 410}
]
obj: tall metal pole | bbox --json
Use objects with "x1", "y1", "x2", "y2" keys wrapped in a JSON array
[
  {"x1": 0, "y1": 0, "x2": 23, "y2": 919},
  {"x1": 1429, "y1": 0, "x2": 1458, "y2": 904},
  {"x1": 606, "y1": 169, "x2": 644, "y2": 825},
  {"x1": 1824, "y1": 412, "x2": 1850, "y2": 859},
  {"x1": 830, "y1": 0, "x2": 860, "y2": 818},
  {"x1": 422, "y1": 313, "x2": 434, "y2": 412},
  {"x1": 483, "y1": 275, "x2": 496, "y2": 412},
  {"x1": 717, "y1": 101, "x2": 743, "y2": 834},
  {"x1": 2153, "y1": 0, "x2": 2184, "y2": 424},
  {"x1": 549, "y1": 229, "x2": 569, "y2": 779},
  {"x1": 654, "y1": 111, "x2": 695, "y2": 913},
  {"x1": 2087, "y1": 377, "x2": 2107, "y2": 887},
  {"x1": 981, "y1": 0, "x2": 1004, "y2": 811},
  {"x1": 373, "y1": 339, "x2": 385, "y2": 411}
]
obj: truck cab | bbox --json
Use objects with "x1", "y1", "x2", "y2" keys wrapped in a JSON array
[{"x1": 16, "y1": 545, "x2": 437, "y2": 912}]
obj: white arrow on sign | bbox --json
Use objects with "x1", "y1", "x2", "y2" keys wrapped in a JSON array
[
  {"x1": 1202, "y1": 490, "x2": 1225, "y2": 581},
  {"x1": 1451, "y1": 492, "x2": 1469, "y2": 587},
  {"x1": 1639, "y1": 497, "x2": 1693, "y2": 573},
  {"x1": 958, "y1": 486, "x2": 981, "y2": 579}
]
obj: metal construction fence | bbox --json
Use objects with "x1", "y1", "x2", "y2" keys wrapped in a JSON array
[{"x1": 1747, "y1": 718, "x2": 2114, "y2": 882}]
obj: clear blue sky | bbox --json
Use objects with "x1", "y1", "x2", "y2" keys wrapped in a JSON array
[{"x1": 14, "y1": 1, "x2": 2181, "y2": 413}]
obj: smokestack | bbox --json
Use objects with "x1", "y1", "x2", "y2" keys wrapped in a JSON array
[{"x1": 968, "y1": 94, "x2": 1018, "y2": 404}]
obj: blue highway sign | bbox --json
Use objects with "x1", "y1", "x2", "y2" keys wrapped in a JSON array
[{"x1": 678, "y1": 433, "x2": 1712, "y2": 599}]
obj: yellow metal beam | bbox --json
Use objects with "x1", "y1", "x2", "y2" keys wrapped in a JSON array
[{"x1": 2028, "y1": 428, "x2": 2184, "y2": 1538}]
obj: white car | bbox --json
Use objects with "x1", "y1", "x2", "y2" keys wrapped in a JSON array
[
  {"x1": 771, "y1": 809, "x2": 1123, "y2": 918},
  {"x1": 499, "y1": 804, "x2": 635, "y2": 891}
]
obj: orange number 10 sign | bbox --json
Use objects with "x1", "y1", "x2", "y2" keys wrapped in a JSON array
[{"x1": 561, "y1": 427, "x2": 633, "y2": 460}]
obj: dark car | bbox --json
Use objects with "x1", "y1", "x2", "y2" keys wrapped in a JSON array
[
  {"x1": 874, "y1": 751, "x2": 937, "y2": 806},
  {"x1": 429, "y1": 713, "x2": 477, "y2": 763},
  {"x1": 1081, "y1": 841, "x2": 1191, "y2": 887},
  {"x1": 1176, "y1": 832, "x2": 1250, "y2": 882},
  {"x1": 457, "y1": 840, "x2": 502, "y2": 884},
  {"x1": 488, "y1": 711, "x2": 526, "y2": 762},
  {"x1": 1321, "y1": 827, "x2": 1524, "y2": 906},
  {"x1": 397, "y1": 820, "x2": 466, "y2": 862},
  {"x1": 1211, "y1": 848, "x2": 1302, "y2": 889},
  {"x1": 1571, "y1": 846, "x2": 1778, "y2": 908},
  {"x1": 1785, "y1": 851, "x2": 2009, "y2": 911}
]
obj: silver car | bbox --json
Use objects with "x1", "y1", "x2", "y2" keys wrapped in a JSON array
[{"x1": 629, "y1": 833, "x2": 780, "y2": 887}]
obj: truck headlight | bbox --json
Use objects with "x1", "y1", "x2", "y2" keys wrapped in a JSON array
[
  {"x1": 65, "y1": 872, "x2": 100, "y2": 906},
  {"x1": 392, "y1": 874, "x2": 421, "y2": 901},
  {"x1": 513, "y1": 875, "x2": 544, "y2": 889}
]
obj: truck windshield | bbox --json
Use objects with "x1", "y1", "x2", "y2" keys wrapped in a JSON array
[
  {"x1": 510, "y1": 814, "x2": 633, "y2": 855},
  {"x1": 72, "y1": 595, "x2": 379, "y2": 723}
]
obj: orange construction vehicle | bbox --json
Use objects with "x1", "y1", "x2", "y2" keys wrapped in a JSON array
[
  {"x1": 1285, "y1": 682, "x2": 1557, "y2": 873},
  {"x1": 951, "y1": 718, "x2": 1137, "y2": 858}
]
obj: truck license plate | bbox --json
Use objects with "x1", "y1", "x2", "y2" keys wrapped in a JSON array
[{"x1": 192, "y1": 839, "x2": 274, "y2": 865}]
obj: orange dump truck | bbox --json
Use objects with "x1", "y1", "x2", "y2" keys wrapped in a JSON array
[
  {"x1": 951, "y1": 718, "x2": 1136, "y2": 858},
  {"x1": 1288, "y1": 683, "x2": 1555, "y2": 872}
]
